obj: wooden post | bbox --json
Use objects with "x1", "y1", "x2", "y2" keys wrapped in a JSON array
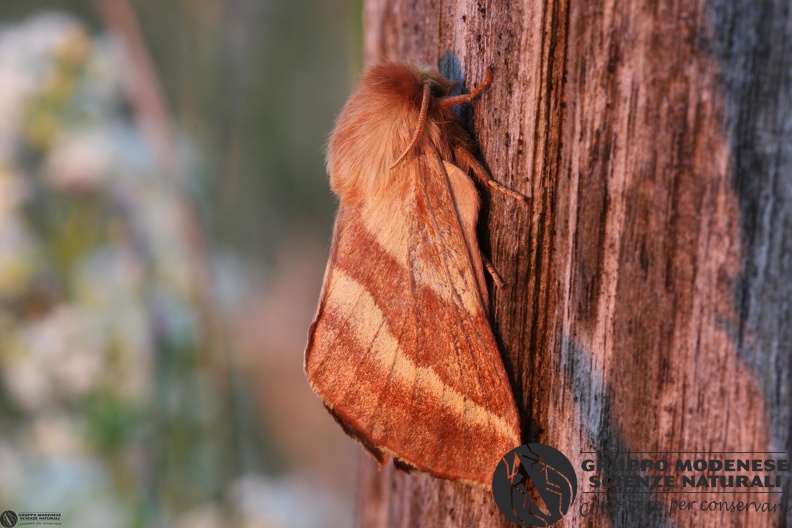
[{"x1": 357, "y1": 1, "x2": 792, "y2": 526}]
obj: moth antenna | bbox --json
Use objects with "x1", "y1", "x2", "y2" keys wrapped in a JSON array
[
  {"x1": 483, "y1": 256, "x2": 506, "y2": 288},
  {"x1": 488, "y1": 179, "x2": 531, "y2": 203},
  {"x1": 438, "y1": 66, "x2": 494, "y2": 109},
  {"x1": 390, "y1": 83, "x2": 431, "y2": 170}
]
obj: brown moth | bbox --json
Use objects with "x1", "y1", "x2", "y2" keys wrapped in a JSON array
[{"x1": 305, "y1": 62, "x2": 525, "y2": 489}]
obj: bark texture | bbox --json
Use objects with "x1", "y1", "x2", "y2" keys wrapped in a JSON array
[{"x1": 357, "y1": 0, "x2": 792, "y2": 526}]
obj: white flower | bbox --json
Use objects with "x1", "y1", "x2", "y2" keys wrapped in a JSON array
[
  {"x1": 28, "y1": 416, "x2": 88, "y2": 458},
  {"x1": 45, "y1": 129, "x2": 114, "y2": 192},
  {"x1": 174, "y1": 505, "x2": 223, "y2": 528}
]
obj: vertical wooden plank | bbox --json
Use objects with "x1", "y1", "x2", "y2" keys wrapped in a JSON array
[{"x1": 356, "y1": 0, "x2": 792, "y2": 526}]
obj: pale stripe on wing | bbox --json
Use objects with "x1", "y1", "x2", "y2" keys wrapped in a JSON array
[
  {"x1": 323, "y1": 268, "x2": 518, "y2": 441},
  {"x1": 360, "y1": 195, "x2": 484, "y2": 318}
]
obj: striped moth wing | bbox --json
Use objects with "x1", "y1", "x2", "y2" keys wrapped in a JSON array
[{"x1": 305, "y1": 62, "x2": 522, "y2": 489}]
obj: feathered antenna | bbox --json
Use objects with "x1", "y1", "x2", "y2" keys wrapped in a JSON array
[{"x1": 390, "y1": 83, "x2": 431, "y2": 169}]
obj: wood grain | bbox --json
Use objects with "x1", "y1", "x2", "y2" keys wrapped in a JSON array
[{"x1": 358, "y1": 0, "x2": 792, "y2": 526}]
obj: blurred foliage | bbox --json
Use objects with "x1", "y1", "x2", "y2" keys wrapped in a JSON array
[
  {"x1": 131, "y1": 0, "x2": 361, "y2": 260},
  {"x1": 0, "y1": 1, "x2": 360, "y2": 527}
]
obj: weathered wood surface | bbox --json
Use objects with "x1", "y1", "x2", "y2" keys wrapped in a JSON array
[{"x1": 358, "y1": 0, "x2": 792, "y2": 526}]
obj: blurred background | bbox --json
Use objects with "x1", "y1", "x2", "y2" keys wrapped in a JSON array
[{"x1": 0, "y1": 0, "x2": 361, "y2": 526}]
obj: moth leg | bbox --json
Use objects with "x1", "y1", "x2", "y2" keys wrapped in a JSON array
[
  {"x1": 377, "y1": 455, "x2": 391, "y2": 471},
  {"x1": 487, "y1": 179, "x2": 531, "y2": 203},
  {"x1": 439, "y1": 66, "x2": 493, "y2": 108},
  {"x1": 482, "y1": 255, "x2": 506, "y2": 288},
  {"x1": 454, "y1": 144, "x2": 531, "y2": 203}
]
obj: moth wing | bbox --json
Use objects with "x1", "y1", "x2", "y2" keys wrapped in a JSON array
[{"x1": 305, "y1": 156, "x2": 520, "y2": 488}]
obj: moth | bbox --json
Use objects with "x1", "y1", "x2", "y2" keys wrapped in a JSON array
[{"x1": 305, "y1": 61, "x2": 525, "y2": 489}]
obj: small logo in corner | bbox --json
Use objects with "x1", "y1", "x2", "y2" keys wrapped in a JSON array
[
  {"x1": 492, "y1": 443, "x2": 577, "y2": 527},
  {"x1": 0, "y1": 510, "x2": 17, "y2": 528}
]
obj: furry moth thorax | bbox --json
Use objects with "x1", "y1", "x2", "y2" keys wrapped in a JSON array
[{"x1": 327, "y1": 62, "x2": 486, "y2": 204}]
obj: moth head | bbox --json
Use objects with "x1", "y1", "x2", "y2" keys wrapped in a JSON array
[
  {"x1": 370, "y1": 62, "x2": 455, "y2": 104},
  {"x1": 326, "y1": 62, "x2": 462, "y2": 203}
]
